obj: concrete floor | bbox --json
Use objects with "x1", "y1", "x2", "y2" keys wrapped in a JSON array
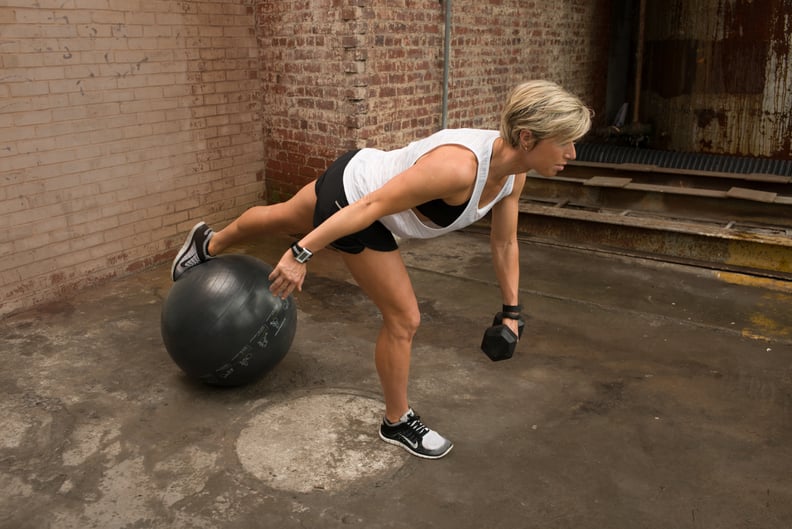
[{"x1": 2, "y1": 231, "x2": 791, "y2": 529}]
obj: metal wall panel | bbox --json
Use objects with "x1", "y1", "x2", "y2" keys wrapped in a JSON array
[{"x1": 641, "y1": 0, "x2": 791, "y2": 158}]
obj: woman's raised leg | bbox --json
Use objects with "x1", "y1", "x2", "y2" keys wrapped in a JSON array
[
  {"x1": 171, "y1": 180, "x2": 319, "y2": 280},
  {"x1": 208, "y1": 180, "x2": 318, "y2": 256}
]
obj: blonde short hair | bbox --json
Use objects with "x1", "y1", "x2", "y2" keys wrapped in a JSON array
[{"x1": 500, "y1": 80, "x2": 592, "y2": 147}]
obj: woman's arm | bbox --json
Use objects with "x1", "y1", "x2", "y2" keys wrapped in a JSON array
[
  {"x1": 489, "y1": 172, "x2": 527, "y2": 337},
  {"x1": 268, "y1": 145, "x2": 479, "y2": 298}
]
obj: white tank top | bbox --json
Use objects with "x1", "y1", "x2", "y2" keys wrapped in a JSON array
[{"x1": 342, "y1": 129, "x2": 515, "y2": 240}]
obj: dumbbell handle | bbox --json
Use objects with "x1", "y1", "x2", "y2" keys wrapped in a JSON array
[{"x1": 492, "y1": 312, "x2": 525, "y2": 338}]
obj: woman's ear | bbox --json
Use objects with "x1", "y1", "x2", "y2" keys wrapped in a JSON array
[{"x1": 520, "y1": 130, "x2": 534, "y2": 151}]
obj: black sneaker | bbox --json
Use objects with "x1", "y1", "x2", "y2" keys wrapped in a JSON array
[
  {"x1": 379, "y1": 409, "x2": 453, "y2": 459},
  {"x1": 171, "y1": 222, "x2": 214, "y2": 281}
]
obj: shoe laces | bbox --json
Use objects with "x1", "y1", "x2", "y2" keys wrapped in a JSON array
[{"x1": 403, "y1": 414, "x2": 430, "y2": 441}]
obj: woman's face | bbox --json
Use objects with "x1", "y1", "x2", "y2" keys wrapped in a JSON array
[{"x1": 526, "y1": 137, "x2": 577, "y2": 177}]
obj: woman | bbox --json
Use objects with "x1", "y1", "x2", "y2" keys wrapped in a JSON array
[{"x1": 171, "y1": 80, "x2": 592, "y2": 459}]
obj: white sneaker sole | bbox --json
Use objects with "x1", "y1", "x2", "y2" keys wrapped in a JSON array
[
  {"x1": 171, "y1": 222, "x2": 205, "y2": 281},
  {"x1": 378, "y1": 431, "x2": 454, "y2": 460}
]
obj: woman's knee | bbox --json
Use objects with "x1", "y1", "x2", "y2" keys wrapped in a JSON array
[{"x1": 382, "y1": 306, "x2": 421, "y2": 341}]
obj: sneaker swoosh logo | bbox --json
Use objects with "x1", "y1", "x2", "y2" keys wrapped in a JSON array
[
  {"x1": 177, "y1": 243, "x2": 198, "y2": 269},
  {"x1": 397, "y1": 434, "x2": 419, "y2": 450}
]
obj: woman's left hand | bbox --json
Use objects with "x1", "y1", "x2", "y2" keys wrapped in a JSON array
[
  {"x1": 268, "y1": 250, "x2": 307, "y2": 299},
  {"x1": 504, "y1": 317, "x2": 520, "y2": 341}
]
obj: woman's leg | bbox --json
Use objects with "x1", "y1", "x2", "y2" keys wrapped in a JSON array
[
  {"x1": 208, "y1": 180, "x2": 318, "y2": 256},
  {"x1": 341, "y1": 248, "x2": 420, "y2": 423},
  {"x1": 343, "y1": 247, "x2": 453, "y2": 459}
]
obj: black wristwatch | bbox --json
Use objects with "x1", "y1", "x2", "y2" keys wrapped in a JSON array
[{"x1": 290, "y1": 242, "x2": 313, "y2": 264}]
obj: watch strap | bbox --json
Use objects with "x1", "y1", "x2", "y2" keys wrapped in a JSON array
[{"x1": 290, "y1": 242, "x2": 313, "y2": 263}]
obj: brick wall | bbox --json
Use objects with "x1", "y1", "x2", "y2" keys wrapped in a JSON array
[
  {"x1": 358, "y1": 1, "x2": 445, "y2": 147},
  {"x1": 257, "y1": 0, "x2": 366, "y2": 201},
  {"x1": 0, "y1": 0, "x2": 263, "y2": 316},
  {"x1": 429, "y1": 0, "x2": 609, "y2": 136},
  {"x1": 262, "y1": 0, "x2": 611, "y2": 198}
]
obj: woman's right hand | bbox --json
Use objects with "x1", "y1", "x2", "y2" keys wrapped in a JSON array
[{"x1": 268, "y1": 250, "x2": 307, "y2": 299}]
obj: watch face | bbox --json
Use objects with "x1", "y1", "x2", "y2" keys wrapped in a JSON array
[{"x1": 291, "y1": 243, "x2": 312, "y2": 263}]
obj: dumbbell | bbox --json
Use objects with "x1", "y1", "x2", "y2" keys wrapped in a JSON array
[{"x1": 480, "y1": 312, "x2": 525, "y2": 362}]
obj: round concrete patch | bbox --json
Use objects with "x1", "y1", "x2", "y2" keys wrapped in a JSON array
[{"x1": 236, "y1": 392, "x2": 405, "y2": 493}]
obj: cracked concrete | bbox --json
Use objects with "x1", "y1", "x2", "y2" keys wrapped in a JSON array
[{"x1": 1, "y1": 231, "x2": 791, "y2": 529}]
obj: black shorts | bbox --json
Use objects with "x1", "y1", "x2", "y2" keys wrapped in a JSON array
[{"x1": 313, "y1": 150, "x2": 398, "y2": 254}]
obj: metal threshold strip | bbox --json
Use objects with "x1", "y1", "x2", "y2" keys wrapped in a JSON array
[
  {"x1": 518, "y1": 197, "x2": 792, "y2": 242},
  {"x1": 472, "y1": 197, "x2": 792, "y2": 281}
]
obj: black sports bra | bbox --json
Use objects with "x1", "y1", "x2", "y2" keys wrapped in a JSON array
[{"x1": 415, "y1": 198, "x2": 469, "y2": 227}]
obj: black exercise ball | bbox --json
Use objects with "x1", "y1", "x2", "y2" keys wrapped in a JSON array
[{"x1": 161, "y1": 254, "x2": 297, "y2": 387}]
